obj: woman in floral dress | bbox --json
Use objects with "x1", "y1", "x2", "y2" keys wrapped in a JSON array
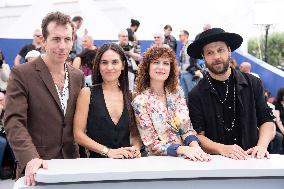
[{"x1": 132, "y1": 46, "x2": 210, "y2": 161}]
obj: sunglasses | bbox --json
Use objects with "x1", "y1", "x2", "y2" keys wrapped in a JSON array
[
  {"x1": 154, "y1": 37, "x2": 160, "y2": 39},
  {"x1": 34, "y1": 35, "x2": 42, "y2": 38}
]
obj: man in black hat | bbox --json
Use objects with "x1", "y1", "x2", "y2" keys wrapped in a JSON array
[{"x1": 187, "y1": 28, "x2": 275, "y2": 160}]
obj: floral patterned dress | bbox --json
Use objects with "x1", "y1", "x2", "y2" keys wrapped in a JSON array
[{"x1": 132, "y1": 87, "x2": 196, "y2": 156}]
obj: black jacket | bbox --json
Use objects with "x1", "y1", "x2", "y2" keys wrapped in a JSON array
[
  {"x1": 188, "y1": 69, "x2": 274, "y2": 150},
  {"x1": 164, "y1": 35, "x2": 177, "y2": 53}
]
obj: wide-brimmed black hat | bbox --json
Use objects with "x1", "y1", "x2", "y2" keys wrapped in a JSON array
[{"x1": 187, "y1": 28, "x2": 243, "y2": 59}]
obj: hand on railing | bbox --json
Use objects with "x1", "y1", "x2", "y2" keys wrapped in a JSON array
[{"x1": 24, "y1": 158, "x2": 48, "y2": 186}]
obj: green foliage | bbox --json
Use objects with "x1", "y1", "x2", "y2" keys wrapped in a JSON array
[{"x1": 248, "y1": 32, "x2": 284, "y2": 67}]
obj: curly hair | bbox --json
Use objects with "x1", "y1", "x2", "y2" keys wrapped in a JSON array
[
  {"x1": 41, "y1": 11, "x2": 74, "y2": 40},
  {"x1": 135, "y1": 46, "x2": 179, "y2": 94}
]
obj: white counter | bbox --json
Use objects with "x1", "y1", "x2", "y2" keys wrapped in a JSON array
[{"x1": 14, "y1": 155, "x2": 284, "y2": 189}]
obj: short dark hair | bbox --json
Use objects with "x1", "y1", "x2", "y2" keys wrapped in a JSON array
[
  {"x1": 72, "y1": 16, "x2": 83, "y2": 22},
  {"x1": 130, "y1": 19, "x2": 140, "y2": 27},
  {"x1": 181, "y1": 30, "x2": 189, "y2": 36},
  {"x1": 164, "y1": 24, "x2": 172, "y2": 31},
  {"x1": 41, "y1": 11, "x2": 74, "y2": 40}
]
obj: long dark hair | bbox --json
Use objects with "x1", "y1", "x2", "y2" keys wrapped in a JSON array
[
  {"x1": 276, "y1": 88, "x2": 284, "y2": 104},
  {"x1": 92, "y1": 43, "x2": 135, "y2": 129}
]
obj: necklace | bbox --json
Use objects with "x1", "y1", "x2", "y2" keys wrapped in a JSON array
[
  {"x1": 51, "y1": 64, "x2": 68, "y2": 93},
  {"x1": 206, "y1": 73, "x2": 236, "y2": 132},
  {"x1": 206, "y1": 73, "x2": 229, "y2": 104},
  {"x1": 150, "y1": 88, "x2": 166, "y2": 97},
  {"x1": 226, "y1": 85, "x2": 236, "y2": 132}
]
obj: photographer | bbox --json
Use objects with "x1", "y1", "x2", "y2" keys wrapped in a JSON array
[
  {"x1": 13, "y1": 29, "x2": 42, "y2": 66},
  {"x1": 178, "y1": 30, "x2": 202, "y2": 99},
  {"x1": 126, "y1": 19, "x2": 141, "y2": 55},
  {"x1": 0, "y1": 50, "x2": 11, "y2": 93},
  {"x1": 117, "y1": 31, "x2": 142, "y2": 91}
]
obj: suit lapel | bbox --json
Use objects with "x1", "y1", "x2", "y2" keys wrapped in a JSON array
[{"x1": 35, "y1": 57, "x2": 63, "y2": 115}]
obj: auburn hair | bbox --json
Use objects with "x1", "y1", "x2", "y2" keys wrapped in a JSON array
[{"x1": 135, "y1": 46, "x2": 179, "y2": 94}]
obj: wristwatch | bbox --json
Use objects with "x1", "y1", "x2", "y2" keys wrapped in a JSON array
[{"x1": 101, "y1": 146, "x2": 110, "y2": 157}]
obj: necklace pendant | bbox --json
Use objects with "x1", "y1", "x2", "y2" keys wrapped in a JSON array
[{"x1": 226, "y1": 128, "x2": 232, "y2": 132}]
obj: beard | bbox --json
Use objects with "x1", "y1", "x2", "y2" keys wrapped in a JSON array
[{"x1": 205, "y1": 56, "x2": 231, "y2": 75}]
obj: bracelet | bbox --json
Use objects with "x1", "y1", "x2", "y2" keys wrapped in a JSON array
[
  {"x1": 101, "y1": 146, "x2": 110, "y2": 157},
  {"x1": 184, "y1": 135, "x2": 200, "y2": 146},
  {"x1": 167, "y1": 144, "x2": 181, "y2": 156}
]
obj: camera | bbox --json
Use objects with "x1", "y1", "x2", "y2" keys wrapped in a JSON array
[
  {"x1": 121, "y1": 43, "x2": 133, "y2": 51},
  {"x1": 186, "y1": 66, "x2": 201, "y2": 81},
  {"x1": 69, "y1": 50, "x2": 77, "y2": 61}
]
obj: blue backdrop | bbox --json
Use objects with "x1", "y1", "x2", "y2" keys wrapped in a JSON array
[{"x1": 0, "y1": 38, "x2": 283, "y2": 96}]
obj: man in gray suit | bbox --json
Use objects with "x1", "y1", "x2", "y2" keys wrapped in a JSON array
[{"x1": 4, "y1": 11, "x2": 84, "y2": 185}]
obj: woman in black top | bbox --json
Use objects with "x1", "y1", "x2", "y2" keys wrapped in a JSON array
[{"x1": 74, "y1": 43, "x2": 141, "y2": 158}]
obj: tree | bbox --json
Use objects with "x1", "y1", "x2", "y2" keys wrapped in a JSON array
[{"x1": 248, "y1": 32, "x2": 284, "y2": 67}]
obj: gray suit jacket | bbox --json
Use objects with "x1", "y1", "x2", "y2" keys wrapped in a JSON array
[{"x1": 4, "y1": 57, "x2": 84, "y2": 178}]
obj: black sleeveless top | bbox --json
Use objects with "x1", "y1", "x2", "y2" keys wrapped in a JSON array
[{"x1": 86, "y1": 84, "x2": 130, "y2": 158}]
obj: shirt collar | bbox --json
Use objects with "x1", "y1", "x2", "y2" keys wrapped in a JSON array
[{"x1": 200, "y1": 68, "x2": 248, "y2": 91}]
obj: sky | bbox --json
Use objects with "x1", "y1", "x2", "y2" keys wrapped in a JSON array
[
  {"x1": 79, "y1": 0, "x2": 284, "y2": 52},
  {"x1": 0, "y1": 0, "x2": 283, "y2": 51}
]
